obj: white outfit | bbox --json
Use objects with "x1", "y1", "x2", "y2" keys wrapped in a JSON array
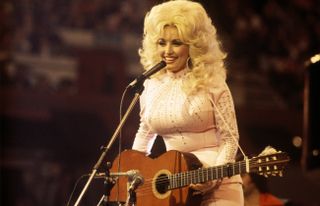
[{"x1": 132, "y1": 68, "x2": 243, "y2": 205}]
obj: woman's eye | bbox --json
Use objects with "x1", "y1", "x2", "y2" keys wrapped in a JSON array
[
  {"x1": 158, "y1": 40, "x2": 166, "y2": 46},
  {"x1": 172, "y1": 40, "x2": 183, "y2": 46}
]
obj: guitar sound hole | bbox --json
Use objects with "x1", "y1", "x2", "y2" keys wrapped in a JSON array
[{"x1": 155, "y1": 174, "x2": 169, "y2": 194}]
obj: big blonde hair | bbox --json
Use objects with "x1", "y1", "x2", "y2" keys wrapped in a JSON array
[{"x1": 139, "y1": 0, "x2": 227, "y2": 94}]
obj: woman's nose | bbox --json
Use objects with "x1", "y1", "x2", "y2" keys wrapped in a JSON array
[{"x1": 165, "y1": 44, "x2": 173, "y2": 55}]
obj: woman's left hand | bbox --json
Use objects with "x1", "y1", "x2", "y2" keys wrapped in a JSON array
[{"x1": 190, "y1": 180, "x2": 221, "y2": 196}]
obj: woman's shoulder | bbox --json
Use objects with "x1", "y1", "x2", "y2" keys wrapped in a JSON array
[{"x1": 208, "y1": 81, "x2": 229, "y2": 95}]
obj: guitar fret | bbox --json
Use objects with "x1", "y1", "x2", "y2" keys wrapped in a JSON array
[
  {"x1": 215, "y1": 166, "x2": 218, "y2": 179},
  {"x1": 197, "y1": 169, "x2": 200, "y2": 183},
  {"x1": 182, "y1": 172, "x2": 186, "y2": 186},
  {"x1": 222, "y1": 166, "x2": 225, "y2": 177},
  {"x1": 232, "y1": 163, "x2": 235, "y2": 176},
  {"x1": 192, "y1": 171, "x2": 195, "y2": 184},
  {"x1": 186, "y1": 172, "x2": 189, "y2": 186},
  {"x1": 182, "y1": 172, "x2": 185, "y2": 187},
  {"x1": 240, "y1": 160, "x2": 244, "y2": 174},
  {"x1": 185, "y1": 172, "x2": 188, "y2": 186},
  {"x1": 175, "y1": 173, "x2": 178, "y2": 188},
  {"x1": 216, "y1": 166, "x2": 219, "y2": 178},
  {"x1": 205, "y1": 168, "x2": 208, "y2": 182},
  {"x1": 221, "y1": 165, "x2": 224, "y2": 178},
  {"x1": 227, "y1": 164, "x2": 230, "y2": 177},
  {"x1": 181, "y1": 173, "x2": 184, "y2": 187},
  {"x1": 210, "y1": 167, "x2": 214, "y2": 180},
  {"x1": 168, "y1": 175, "x2": 172, "y2": 190},
  {"x1": 212, "y1": 167, "x2": 216, "y2": 180},
  {"x1": 184, "y1": 172, "x2": 188, "y2": 186},
  {"x1": 171, "y1": 174, "x2": 174, "y2": 189},
  {"x1": 201, "y1": 169, "x2": 204, "y2": 182}
]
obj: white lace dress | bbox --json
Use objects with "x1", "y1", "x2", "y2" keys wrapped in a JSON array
[{"x1": 132, "y1": 68, "x2": 243, "y2": 205}]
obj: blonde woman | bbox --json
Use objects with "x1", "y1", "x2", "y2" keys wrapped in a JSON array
[{"x1": 132, "y1": 0, "x2": 243, "y2": 205}]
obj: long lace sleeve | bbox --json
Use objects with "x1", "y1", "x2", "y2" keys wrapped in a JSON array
[
  {"x1": 132, "y1": 81, "x2": 157, "y2": 154},
  {"x1": 211, "y1": 83, "x2": 239, "y2": 165}
]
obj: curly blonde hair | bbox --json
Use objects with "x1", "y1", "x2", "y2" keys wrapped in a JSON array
[{"x1": 139, "y1": 0, "x2": 227, "y2": 94}]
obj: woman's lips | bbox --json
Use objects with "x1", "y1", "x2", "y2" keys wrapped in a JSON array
[{"x1": 164, "y1": 57, "x2": 177, "y2": 63}]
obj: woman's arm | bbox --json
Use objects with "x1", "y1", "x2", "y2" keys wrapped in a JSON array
[{"x1": 212, "y1": 83, "x2": 239, "y2": 165}]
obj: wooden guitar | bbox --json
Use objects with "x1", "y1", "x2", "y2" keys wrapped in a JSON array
[{"x1": 109, "y1": 147, "x2": 289, "y2": 206}]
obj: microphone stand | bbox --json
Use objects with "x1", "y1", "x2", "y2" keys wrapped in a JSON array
[
  {"x1": 74, "y1": 84, "x2": 144, "y2": 206},
  {"x1": 96, "y1": 162, "x2": 116, "y2": 206},
  {"x1": 126, "y1": 190, "x2": 137, "y2": 206}
]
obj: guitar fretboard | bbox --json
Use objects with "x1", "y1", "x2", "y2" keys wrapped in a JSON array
[{"x1": 168, "y1": 160, "x2": 247, "y2": 190}]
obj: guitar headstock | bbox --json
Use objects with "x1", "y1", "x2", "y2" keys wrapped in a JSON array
[{"x1": 249, "y1": 146, "x2": 290, "y2": 177}]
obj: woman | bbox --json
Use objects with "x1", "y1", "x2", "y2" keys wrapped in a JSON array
[{"x1": 132, "y1": 0, "x2": 243, "y2": 205}]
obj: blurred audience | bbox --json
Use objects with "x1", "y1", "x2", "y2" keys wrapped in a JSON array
[
  {"x1": 242, "y1": 173, "x2": 286, "y2": 206},
  {"x1": 1, "y1": 0, "x2": 318, "y2": 105}
]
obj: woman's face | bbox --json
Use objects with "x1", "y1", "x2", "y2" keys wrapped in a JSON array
[{"x1": 157, "y1": 26, "x2": 189, "y2": 73}]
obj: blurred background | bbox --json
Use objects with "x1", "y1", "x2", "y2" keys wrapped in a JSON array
[{"x1": 0, "y1": 0, "x2": 319, "y2": 205}]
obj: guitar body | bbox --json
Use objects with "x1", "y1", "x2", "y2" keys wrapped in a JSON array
[{"x1": 109, "y1": 150, "x2": 203, "y2": 206}]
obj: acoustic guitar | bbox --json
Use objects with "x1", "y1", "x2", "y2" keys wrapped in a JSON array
[{"x1": 109, "y1": 147, "x2": 289, "y2": 206}]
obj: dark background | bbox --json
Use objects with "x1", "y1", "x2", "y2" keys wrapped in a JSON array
[{"x1": 1, "y1": 0, "x2": 319, "y2": 205}]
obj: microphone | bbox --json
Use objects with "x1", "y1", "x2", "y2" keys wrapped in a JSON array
[
  {"x1": 93, "y1": 170, "x2": 140, "y2": 179},
  {"x1": 128, "y1": 61, "x2": 166, "y2": 88},
  {"x1": 128, "y1": 173, "x2": 144, "y2": 192}
]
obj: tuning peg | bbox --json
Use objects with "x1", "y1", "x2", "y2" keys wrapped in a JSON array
[{"x1": 279, "y1": 171, "x2": 283, "y2": 177}]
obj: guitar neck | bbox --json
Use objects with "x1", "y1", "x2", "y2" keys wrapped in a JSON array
[{"x1": 168, "y1": 160, "x2": 247, "y2": 190}]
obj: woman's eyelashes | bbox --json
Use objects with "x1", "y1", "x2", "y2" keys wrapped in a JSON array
[
  {"x1": 172, "y1": 39, "x2": 184, "y2": 46},
  {"x1": 157, "y1": 39, "x2": 184, "y2": 47}
]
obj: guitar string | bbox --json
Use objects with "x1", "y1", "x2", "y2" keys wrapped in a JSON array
[
  {"x1": 125, "y1": 156, "x2": 287, "y2": 196},
  {"x1": 132, "y1": 166, "x2": 249, "y2": 196}
]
